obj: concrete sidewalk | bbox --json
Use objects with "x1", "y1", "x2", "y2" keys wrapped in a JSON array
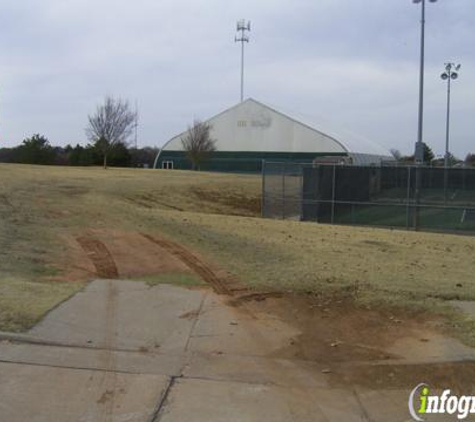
[{"x1": 0, "y1": 280, "x2": 451, "y2": 421}]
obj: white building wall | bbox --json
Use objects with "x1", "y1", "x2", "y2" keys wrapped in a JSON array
[{"x1": 161, "y1": 99, "x2": 347, "y2": 154}]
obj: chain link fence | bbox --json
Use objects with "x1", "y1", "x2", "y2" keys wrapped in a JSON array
[{"x1": 262, "y1": 161, "x2": 475, "y2": 233}]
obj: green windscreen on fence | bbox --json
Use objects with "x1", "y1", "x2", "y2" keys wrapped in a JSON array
[{"x1": 262, "y1": 162, "x2": 475, "y2": 234}]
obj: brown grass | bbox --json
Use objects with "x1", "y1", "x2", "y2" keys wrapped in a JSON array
[
  {"x1": 1, "y1": 163, "x2": 474, "y2": 342},
  {"x1": 0, "y1": 164, "x2": 260, "y2": 331}
]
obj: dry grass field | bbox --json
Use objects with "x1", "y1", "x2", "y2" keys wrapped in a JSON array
[
  {"x1": 1, "y1": 163, "x2": 474, "y2": 344},
  {"x1": 0, "y1": 164, "x2": 260, "y2": 331}
]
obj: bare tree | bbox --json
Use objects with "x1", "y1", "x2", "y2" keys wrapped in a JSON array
[
  {"x1": 86, "y1": 96, "x2": 137, "y2": 168},
  {"x1": 466, "y1": 153, "x2": 475, "y2": 167},
  {"x1": 390, "y1": 148, "x2": 402, "y2": 161},
  {"x1": 181, "y1": 120, "x2": 216, "y2": 170}
]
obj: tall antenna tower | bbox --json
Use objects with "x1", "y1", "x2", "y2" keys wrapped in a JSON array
[{"x1": 235, "y1": 19, "x2": 251, "y2": 102}]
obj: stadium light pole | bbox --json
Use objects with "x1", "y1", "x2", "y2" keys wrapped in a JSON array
[
  {"x1": 235, "y1": 20, "x2": 251, "y2": 103},
  {"x1": 412, "y1": 0, "x2": 437, "y2": 230},
  {"x1": 441, "y1": 63, "x2": 461, "y2": 168},
  {"x1": 441, "y1": 63, "x2": 460, "y2": 203},
  {"x1": 413, "y1": 0, "x2": 438, "y2": 164}
]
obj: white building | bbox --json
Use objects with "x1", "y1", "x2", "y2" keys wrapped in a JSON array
[{"x1": 154, "y1": 98, "x2": 391, "y2": 172}]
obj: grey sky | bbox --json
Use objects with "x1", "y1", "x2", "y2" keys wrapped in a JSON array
[{"x1": 0, "y1": 0, "x2": 474, "y2": 157}]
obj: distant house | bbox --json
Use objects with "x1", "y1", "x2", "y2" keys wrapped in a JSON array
[{"x1": 154, "y1": 98, "x2": 391, "y2": 172}]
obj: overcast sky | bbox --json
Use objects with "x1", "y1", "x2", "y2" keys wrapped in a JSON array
[{"x1": 0, "y1": 0, "x2": 474, "y2": 157}]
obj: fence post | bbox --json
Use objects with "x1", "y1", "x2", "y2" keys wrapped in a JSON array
[
  {"x1": 331, "y1": 164, "x2": 336, "y2": 224},
  {"x1": 261, "y1": 160, "x2": 266, "y2": 218},
  {"x1": 413, "y1": 166, "x2": 421, "y2": 230},
  {"x1": 406, "y1": 166, "x2": 411, "y2": 229},
  {"x1": 299, "y1": 164, "x2": 304, "y2": 221},
  {"x1": 282, "y1": 163, "x2": 286, "y2": 220}
]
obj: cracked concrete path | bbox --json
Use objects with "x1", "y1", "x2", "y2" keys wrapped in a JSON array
[{"x1": 0, "y1": 280, "x2": 431, "y2": 421}]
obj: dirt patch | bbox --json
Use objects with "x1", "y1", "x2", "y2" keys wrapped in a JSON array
[
  {"x1": 193, "y1": 188, "x2": 261, "y2": 216},
  {"x1": 229, "y1": 292, "x2": 284, "y2": 306},
  {"x1": 68, "y1": 231, "x2": 194, "y2": 282},
  {"x1": 97, "y1": 389, "x2": 114, "y2": 404},
  {"x1": 76, "y1": 236, "x2": 119, "y2": 279},
  {"x1": 142, "y1": 233, "x2": 237, "y2": 295},
  {"x1": 239, "y1": 292, "x2": 444, "y2": 364},
  {"x1": 50, "y1": 234, "x2": 97, "y2": 283},
  {"x1": 100, "y1": 231, "x2": 192, "y2": 278}
]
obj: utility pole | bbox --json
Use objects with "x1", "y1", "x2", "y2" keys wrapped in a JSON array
[
  {"x1": 412, "y1": 0, "x2": 437, "y2": 230},
  {"x1": 412, "y1": 0, "x2": 437, "y2": 164},
  {"x1": 441, "y1": 63, "x2": 461, "y2": 203},
  {"x1": 441, "y1": 63, "x2": 461, "y2": 168},
  {"x1": 235, "y1": 20, "x2": 251, "y2": 103}
]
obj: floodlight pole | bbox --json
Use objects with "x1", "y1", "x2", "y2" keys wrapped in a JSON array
[
  {"x1": 414, "y1": 0, "x2": 437, "y2": 163},
  {"x1": 444, "y1": 70, "x2": 451, "y2": 203},
  {"x1": 444, "y1": 69, "x2": 451, "y2": 169},
  {"x1": 441, "y1": 62, "x2": 460, "y2": 203},
  {"x1": 412, "y1": 0, "x2": 437, "y2": 230},
  {"x1": 235, "y1": 20, "x2": 251, "y2": 103},
  {"x1": 415, "y1": 0, "x2": 427, "y2": 165},
  {"x1": 441, "y1": 63, "x2": 460, "y2": 168}
]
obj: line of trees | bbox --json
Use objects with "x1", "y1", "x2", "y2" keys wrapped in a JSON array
[
  {"x1": 390, "y1": 143, "x2": 435, "y2": 164},
  {"x1": 0, "y1": 97, "x2": 158, "y2": 168},
  {"x1": 0, "y1": 96, "x2": 218, "y2": 171},
  {"x1": 0, "y1": 134, "x2": 158, "y2": 168},
  {"x1": 390, "y1": 143, "x2": 475, "y2": 167}
]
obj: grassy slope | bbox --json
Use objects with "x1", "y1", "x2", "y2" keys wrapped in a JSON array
[
  {"x1": 150, "y1": 211, "x2": 475, "y2": 301},
  {"x1": 1, "y1": 164, "x2": 474, "y2": 340},
  {"x1": 0, "y1": 164, "x2": 259, "y2": 331}
]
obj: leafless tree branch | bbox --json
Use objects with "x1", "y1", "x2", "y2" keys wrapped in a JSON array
[
  {"x1": 181, "y1": 120, "x2": 216, "y2": 170},
  {"x1": 86, "y1": 96, "x2": 137, "y2": 168}
]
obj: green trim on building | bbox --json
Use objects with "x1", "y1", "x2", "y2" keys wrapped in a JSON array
[{"x1": 155, "y1": 151, "x2": 348, "y2": 173}]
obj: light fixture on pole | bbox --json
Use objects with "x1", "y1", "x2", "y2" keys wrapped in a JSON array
[
  {"x1": 235, "y1": 19, "x2": 251, "y2": 103},
  {"x1": 440, "y1": 63, "x2": 461, "y2": 168},
  {"x1": 412, "y1": 0, "x2": 438, "y2": 164}
]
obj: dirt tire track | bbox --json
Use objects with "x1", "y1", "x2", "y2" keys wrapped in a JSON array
[
  {"x1": 77, "y1": 236, "x2": 119, "y2": 279},
  {"x1": 126, "y1": 195, "x2": 185, "y2": 211},
  {"x1": 141, "y1": 234, "x2": 232, "y2": 295},
  {"x1": 229, "y1": 292, "x2": 284, "y2": 306}
]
